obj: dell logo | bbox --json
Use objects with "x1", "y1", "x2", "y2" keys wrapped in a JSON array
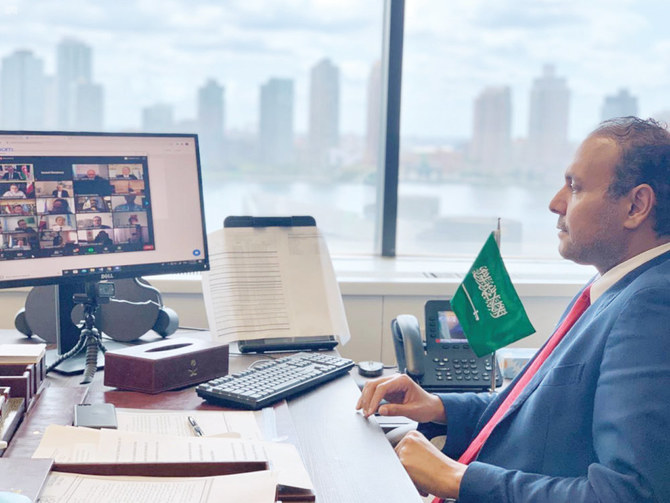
[{"x1": 100, "y1": 273, "x2": 115, "y2": 279}]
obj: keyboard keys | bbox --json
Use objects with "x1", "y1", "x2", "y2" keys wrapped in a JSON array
[{"x1": 196, "y1": 352, "x2": 355, "y2": 410}]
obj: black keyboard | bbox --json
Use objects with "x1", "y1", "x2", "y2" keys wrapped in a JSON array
[{"x1": 196, "y1": 352, "x2": 355, "y2": 410}]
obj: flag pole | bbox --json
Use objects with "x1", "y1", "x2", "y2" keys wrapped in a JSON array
[{"x1": 491, "y1": 218, "x2": 501, "y2": 393}]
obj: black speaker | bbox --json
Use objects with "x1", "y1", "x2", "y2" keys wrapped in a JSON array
[{"x1": 14, "y1": 278, "x2": 179, "y2": 342}]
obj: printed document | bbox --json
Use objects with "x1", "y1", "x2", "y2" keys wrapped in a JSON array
[
  {"x1": 115, "y1": 408, "x2": 262, "y2": 440},
  {"x1": 38, "y1": 470, "x2": 277, "y2": 503},
  {"x1": 33, "y1": 425, "x2": 313, "y2": 491},
  {"x1": 202, "y1": 225, "x2": 350, "y2": 344}
]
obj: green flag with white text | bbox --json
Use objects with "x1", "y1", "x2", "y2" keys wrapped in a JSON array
[{"x1": 451, "y1": 232, "x2": 535, "y2": 357}]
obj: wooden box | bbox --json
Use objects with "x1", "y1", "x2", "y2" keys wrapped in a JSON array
[
  {"x1": 104, "y1": 338, "x2": 229, "y2": 393},
  {"x1": 0, "y1": 364, "x2": 34, "y2": 404}
]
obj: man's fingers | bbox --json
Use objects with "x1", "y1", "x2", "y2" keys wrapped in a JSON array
[{"x1": 356, "y1": 375, "x2": 392, "y2": 412}]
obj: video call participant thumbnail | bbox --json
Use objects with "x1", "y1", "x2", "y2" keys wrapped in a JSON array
[
  {"x1": 47, "y1": 198, "x2": 73, "y2": 214},
  {"x1": 1, "y1": 183, "x2": 27, "y2": 199},
  {"x1": 73, "y1": 166, "x2": 112, "y2": 196},
  {"x1": 1, "y1": 165, "x2": 22, "y2": 180},
  {"x1": 112, "y1": 194, "x2": 145, "y2": 212},
  {"x1": 114, "y1": 165, "x2": 139, "y2": 179},
  {"x1": 52, "y1": 182, "x2": 70, "y2": 197},
  {"x1": 1, "y1": 202, "x2": 35, "y2": 216}
]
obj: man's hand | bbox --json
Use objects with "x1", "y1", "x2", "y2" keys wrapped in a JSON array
[
  {"x1": 395, "y1": 430, "x2": 466, "y2": 499},
  {"x1": 355, "y1": 373, "x2": 446, "y2": 423}
]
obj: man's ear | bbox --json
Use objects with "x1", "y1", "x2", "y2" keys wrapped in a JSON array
[{"x1": 624, "y1": 183, "x2": 656, "y2": 230}]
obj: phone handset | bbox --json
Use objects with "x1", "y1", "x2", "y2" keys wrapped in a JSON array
[{"x1": 391, "y1": 314, "x2": 426, "y2": 379}]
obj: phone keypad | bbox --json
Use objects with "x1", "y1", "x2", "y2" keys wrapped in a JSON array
[{"x1": 424, "y1": 343, "x2": 501, "y2": 391}]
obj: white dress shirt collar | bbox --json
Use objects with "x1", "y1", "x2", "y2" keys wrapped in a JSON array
[{"x1": 590, "y1": 242, "x2": 670, "y2": 303}]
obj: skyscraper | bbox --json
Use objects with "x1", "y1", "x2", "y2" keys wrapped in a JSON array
[
  {"x1": 0, "y1": 49, "x2": 45, "y2": 129},
  {"x1": 308, "y1": 58, "x2": 340, "y2": 171},
  {"x1": 470, "y1": 86, "x2": 512, "y2": 175},
  {"x1": 601, "y1": 88, "x2": 638, "y2": 121},
  {"x1": 527, "y1": 64, "x2": 570, "y2": 178},
  {"x1": 73, "y1": 82, "x2": 104, "y2": 131},
  {"x1": 56, "y1": 38, "x2": 92, "y2": 130},
  {"x1": 366, "y1": 61, "x2": 382, "y2": 166},
  {"x1": 142, "y1": 103, "x2": 174, "y2": 132},
  {"x1": 197, "y1": 79, "x2": 225, "y2": 172},
  {"x1": 259, "y1": 78, "x2": 294, "y2": 166}
]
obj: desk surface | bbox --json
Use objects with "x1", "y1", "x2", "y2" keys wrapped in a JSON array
[{"x1": 0, "y1": 329, "x2": 422, "y2": 503}]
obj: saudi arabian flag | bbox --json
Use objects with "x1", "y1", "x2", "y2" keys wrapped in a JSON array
[{"x1": 451, "y1": 232, "x2": 535, "y2": 357}]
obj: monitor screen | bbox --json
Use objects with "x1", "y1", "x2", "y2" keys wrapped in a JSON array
[{"x1": 0, "y1": 131, "x2": 209, "y2": 287}]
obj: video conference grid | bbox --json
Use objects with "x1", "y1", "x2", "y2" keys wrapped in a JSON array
[{"x1": 0, "y1": 156, "x2": 155, "y2": 260}]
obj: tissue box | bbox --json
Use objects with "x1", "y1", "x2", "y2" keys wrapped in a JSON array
[
  {"x1": 497, "y1": 348, "x2": 536, "y2": 380},
  {"x1": 104, "y1": 338, "x2": 229, "y2": 393}
]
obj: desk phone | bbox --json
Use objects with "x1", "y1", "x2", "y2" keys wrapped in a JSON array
[{"x1": 392, "y1": 300, "x2": 502, "y2": 392}]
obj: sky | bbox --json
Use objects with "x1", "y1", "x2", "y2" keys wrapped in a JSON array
[{"x1": 1, "y1": 0, "x2": 670, "y2": 141}]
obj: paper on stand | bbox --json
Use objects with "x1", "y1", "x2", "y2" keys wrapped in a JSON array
[{"x1": 202, "y1": 225, "x2": 350, "y2": 345}]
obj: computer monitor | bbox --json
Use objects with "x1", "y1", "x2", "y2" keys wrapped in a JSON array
[{"x1": 0, "y1": 131, "x2": 209, "y2": 367}]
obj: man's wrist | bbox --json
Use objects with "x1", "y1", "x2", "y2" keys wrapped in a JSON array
[{"x1": 429, "y1": 393, "x2": 447, "y2": 424}]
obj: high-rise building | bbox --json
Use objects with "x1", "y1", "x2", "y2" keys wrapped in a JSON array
[
  {"x1": 308, "y1": 58, "x2": 340, "y2": 171},
  {"x1": 366, "y1": 61, "x2": 382, "y2": 166},
  {"x1": 56, "y1": 38, "x2": 92, "y2": 130},
  {"x1": 142, "y1": 103, "x2": 174, "y2": 132},
  {"x1": 0, "y1": 49, "x2": 45, "y2": 129},
  {"x1": 197, "y1": 79, "x2": 225, "y2": 172},
  {"x1": 259, "y1": 78, "x2": 294, "y2": 166},
  {"x1": 470, "y1": 86, "x2": 512, "y2": 175},
  {"x1": 527, "y1": 64, "x2": 570, "y2": 178},
  {"x1": 601, "y1": 88, "x2": 638, "y2": 121},
  {"x1": 73, "y1": 82, "x2": 104, "y2": 131}
]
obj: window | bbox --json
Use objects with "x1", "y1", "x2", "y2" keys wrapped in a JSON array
[
  {"x1": 398, "y1": 0, "x2": 670, "y2": 259},
  {"x1": 3, "y1": 1, "x2": 666, "y2": 264},
  {"x1": 0, "y1": 1, "x2": 384, "y2": 254}
]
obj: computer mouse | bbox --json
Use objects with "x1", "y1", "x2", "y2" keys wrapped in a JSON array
[{"x1": 358, "y1": 360, "x2": 384, "y2": 378}]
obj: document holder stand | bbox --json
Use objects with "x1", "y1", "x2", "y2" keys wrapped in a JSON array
[{"x1": 223, "y1": 215, "x2": 340, "y2": 354}]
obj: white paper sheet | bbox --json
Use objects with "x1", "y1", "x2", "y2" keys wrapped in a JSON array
[
  {"x1": 33, "y1": 425, "x2": 313, "y2": 490},
  {"x1": 202, "y1": 226, "x2": 350, "y2": 345},
  {"x1": 115, "y1": 409, "x2": 262, "y2": 440},
  {"x1": 38, "y1": 470, "x2": 278, "y2": 503}
]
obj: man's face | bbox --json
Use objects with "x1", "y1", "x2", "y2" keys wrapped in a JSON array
[
  {"x1": 87, "y1": 170, "x2": 96, "y2": 179},
  {"x1": 55, "y1": 217, "x2": 65, "y2": 226},
  {"x1": 12, "y1": 205, "x2": 23, "y2": 214},
  {"x1": 122, "y1": 167, "x2": 130, "y2": 175},
  {"x1": 17, "y1": 220, "x2": 26, "y2": 228},
  {"x1": 9, "y1": 184, "x2": 18, "y2": 192},
  {"x1": 93, "y1": 217, "x2": 102, "y2": 226},
  {"x1": 549, "y1": 135, "x2": 631, "y2": 273}
]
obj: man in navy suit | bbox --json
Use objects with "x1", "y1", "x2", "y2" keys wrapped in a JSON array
[{"x1": 357, "y1": 117, "x2": 670, "y2": 502}]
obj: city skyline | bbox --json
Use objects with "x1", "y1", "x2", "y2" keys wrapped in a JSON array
[{"x1": 1, "y1": 0, "x2": 669, "y2": 142}]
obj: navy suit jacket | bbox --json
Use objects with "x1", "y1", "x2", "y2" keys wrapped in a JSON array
[{"x1": 426, "y1": 251, "x2": 670, "y2": 502}]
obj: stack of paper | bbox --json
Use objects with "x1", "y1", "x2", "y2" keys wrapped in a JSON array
[
  {"x1": 0, "y1": 343, "x2": 46, "y2": 365},
  {"x1": 33, "y1": 408, "x2": 315, "y2": 501}
]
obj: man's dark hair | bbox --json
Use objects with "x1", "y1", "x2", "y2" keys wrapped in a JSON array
[{"x1": 591, "y1": 116, "x2": 670, "y2": 236}]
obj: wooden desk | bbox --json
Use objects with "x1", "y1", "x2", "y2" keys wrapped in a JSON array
[{"x1": 1, "y1": 330, "x2": 422, "y2": 503}]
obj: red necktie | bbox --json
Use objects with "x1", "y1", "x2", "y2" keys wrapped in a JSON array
[{"x1": 432, "y1": 285, "x2": 592, "y2": 503}]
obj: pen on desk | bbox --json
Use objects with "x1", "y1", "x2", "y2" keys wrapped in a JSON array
[{"x1": 188, "y1": 416, "x2": 204, "y2": 437}]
